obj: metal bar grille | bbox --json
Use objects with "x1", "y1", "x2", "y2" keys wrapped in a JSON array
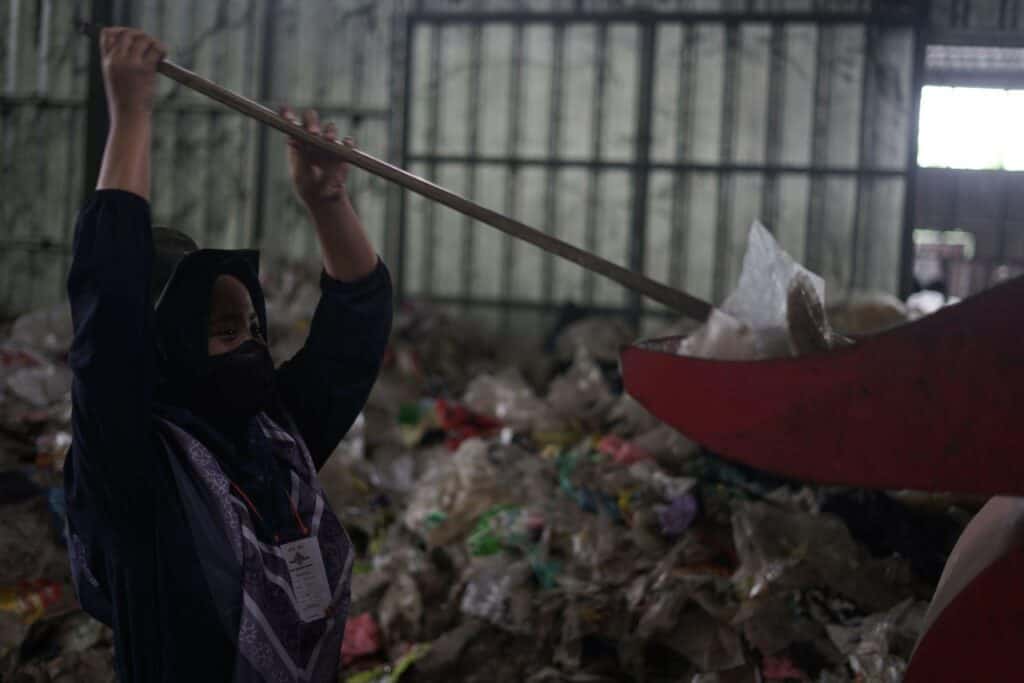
[
  {"x1": 402, "y1": 154, "x2": 908, "y2": 175},
  {"x1": 0, "y1": 2, "x2": 924, "y2": 321},
  {"x1": 421, "y1": 23, "x2": 442, "y2": 296},
  {"x1": 400, "y1": 7, "x2": 922, "y2": 323},
  {"x1": 408, "y1": 11, "x2": 919, "y2": 25},
  {"x1": 541, "y1": 24, "x2": 566, "y2": 308},
  {"x1": 629, "y1": 21, "x2": 657, "y2": 323},
  {"x1": 462, "y1": 22, "x2": 483, "y2": 305},
  {"x1": 762, "y1": 23, "x2": 785, "y2": 232},
  {"x1": 582, "y1": 22, "x2": 607, "y2": 305},
  {"x1": 712, "y1": 23, "x2": 739, "y2": 302},
  {"x1": 500, "y1": 23, "x2": 524, "y2": 331}
]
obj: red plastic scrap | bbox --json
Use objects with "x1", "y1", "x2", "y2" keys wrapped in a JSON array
[
  {"x1": 596, "y1": 435, "x2": 651, "y2": 465},
  {"x1": 434, "y1": 399, "x2": 502, "y2": 450},
  {"x1": 0, "y1": 348, "x2": 43, "y2": 370},
  {"x1": 341, "y1": 612, "x2": 382, "y2": 665},
  {"x1": 761, "y1": 655, "x2": 809, "y2": 681},
  {"x1": 0, "y1": 579, "x2": 63, "y2": 622}
]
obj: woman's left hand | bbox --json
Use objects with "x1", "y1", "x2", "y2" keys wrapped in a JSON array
[{"x1": 282, "y1": 107, "x2": 352, "y2": 208}]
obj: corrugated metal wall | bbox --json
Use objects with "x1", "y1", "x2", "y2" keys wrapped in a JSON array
[
  {"x1": 1, "y1": 0, "x2": 925, "y2": 332},
  {"x1": 400, "y1": 4, "x2": 921, "y2": 332},
  {"x1": 1, "y1": 0, "x2": 91, "y2": 315},
  {"x1": 930, "y1": 0, "x2": 1024, "y2": 42},
  {"x1": 0, "y1": 0, "x2": 397, "y2": 318}
]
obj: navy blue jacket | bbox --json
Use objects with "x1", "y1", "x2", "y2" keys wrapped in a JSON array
[{"x1": 64, "y1": 190, "x2": 392, "y2": 681}]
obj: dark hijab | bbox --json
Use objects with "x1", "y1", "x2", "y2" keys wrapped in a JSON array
[
  {"x1": 152, "y1": 246, "x2": 294, "y2": 541},
  {"x1": 153, "y1": 249, "x2": 267, "y2": 391},
  {"x1": 154, "y1": 247, "x2": 275, "y2": 430}
]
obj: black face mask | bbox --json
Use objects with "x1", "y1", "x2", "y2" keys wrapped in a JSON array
[{"x1": 191, "y1": 339, "x2": 276, "y2": 420}]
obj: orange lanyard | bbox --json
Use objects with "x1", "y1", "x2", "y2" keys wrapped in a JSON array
[{"x1": 229, "y1": 481, "x2": 310, "y2": 544}]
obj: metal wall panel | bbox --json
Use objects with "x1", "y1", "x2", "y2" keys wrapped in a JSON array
[
  {"x1": 2, "y1": 0, "x2": 921, "y2": 332},
  {"x1": 1, "y1": 0, "x2": 394, "y2": 317},
  {"x1": 400, "y1": 6, "x2": 922, "y2": 331},
  {"x1": 1, "y1": 0, "x2": 92, "y2": 316}
]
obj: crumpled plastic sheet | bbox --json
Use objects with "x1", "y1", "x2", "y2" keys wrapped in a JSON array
[
  {"x1": 730, "y1": 502, "x2": 915, "y2": 613},
  {"x1": 546, "y1": 347, "x2": 614, "y2": 424},
  {"x1": 403, "y1": 438, "x2": 504, "y2": 547},
  {"x1": 462, "y1": 369, "x2": 549, "y2": 433},
  {"x1": 553, "y1": 317, "x2": 634, "y2": 365},
  {"x1": 5, "y1": 365, "x2": 72, "y2": 409},
  {"x1": 826, "y1": 598, "x2": 927, "y2": 683},
  {"x1": 676, "y1": 222, "x2": 848, "y2": 360},
  {"x1": 9, "y1": 305, "x2": 73, "y2": 358}
]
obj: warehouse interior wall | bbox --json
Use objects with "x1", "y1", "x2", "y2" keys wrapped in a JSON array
[{"x1": 0, "y1": 0, "x2": 945, "y2": 333}]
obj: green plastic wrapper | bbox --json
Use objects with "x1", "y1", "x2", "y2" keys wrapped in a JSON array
[
  {"x1": 343, "y1": 643, "x2": 431, "y2": 683},
  {"x1": 467, "y1": 505, "x2": 528, "y2": 556}
]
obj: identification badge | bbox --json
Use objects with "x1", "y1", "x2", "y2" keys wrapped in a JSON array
[{"x1": 281, "y1": 537, "x2": 332, "y2": 623}]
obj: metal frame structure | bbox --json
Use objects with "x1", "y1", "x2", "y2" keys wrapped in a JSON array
[
  {"x1": 398, "y1": 4, "x2": 928, "y2": 328},
  {"x1": 1, "y1": 1, "x2": 930, "y2": 323}
]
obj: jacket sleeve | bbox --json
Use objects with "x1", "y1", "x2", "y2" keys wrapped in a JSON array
[
  {"x1": 275, "y1": 260, "x2": 393, "y2": 469},
  {"x1": 66, "y1": 189, "x2": 159, "y2": 527}
]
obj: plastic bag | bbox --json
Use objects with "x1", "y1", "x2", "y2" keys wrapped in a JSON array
[
  {"x1": 0, "y1": 346, "x2": 46, "y2": 384},
  {"x1": 731, "y1": 590, "x2": 832, "y2": 659},
  {"x1": 632, "y1": 425, "x2": 699, "y2": 464},
  {"x1": 605, "y1": 394, "x2": 661, "y2": 438},
  {"x1": 467, "y1": 505, "x2": 540, "y2": 557},
  {"x1": 413, "y1": 619, "x2": 484, "y2": 675},
  {"x1": 342, "y1": 612, "x2": 382, "y2": 665},
  {"x1": 6, "y1": 364, "x2": 72, "y2": 408},
  {"x1": 554, "y1": 317, "x2": 634, "y2": 365},
  {"x1": 459, "y1": 559, "x2": 533, "y2": 633},
  {"x1": 10, "y1": 305, "x2": 73, "y2": 357},
  {"x1": 547, "y1": 347, "x2": 614, "y2": 423},
  {"x1": 731, "y1": 502, "x2": 912, "y2": 612},
  {"x1": 628, "y1": 460, "x2": 697, "y2": 501},
  {"x1": 676, "y1": 222, "x2": 846, "y2": 360},
  {"x1": 378, "y1": 572, "x2": 423, "y2": 641},
  {"x1": 403, "y1": 438, "x2": 502, "y2": 546},
  {"x1": 826, "y1": 598, "x2": 927, "y2": 683},
  {"x1": 659, "y1": 605, "x2": 746, "y2": 672},
  {"x1": 463, "y1": 369, "x2": 549, "y2": 432}
]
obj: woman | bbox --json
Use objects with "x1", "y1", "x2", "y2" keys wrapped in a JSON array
[{"x1": 65, "y1": 27, "x2": 392, "y2": 681}]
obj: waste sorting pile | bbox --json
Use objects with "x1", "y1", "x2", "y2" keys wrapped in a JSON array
[{"x1": 0, "y1": 255, "x2": 975, "y2": 682}]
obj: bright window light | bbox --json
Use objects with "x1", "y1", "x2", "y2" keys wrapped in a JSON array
[
  {"x1": 918, "y1": 86, "x2": 1024, "y2": 170},
  {"x1": 913, "y1": 229, "x2": 976, "y2": 259}
]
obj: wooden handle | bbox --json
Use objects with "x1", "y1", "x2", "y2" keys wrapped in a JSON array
[{"x1": 78, "y1": 21, "x2": 713, "y2": 321}]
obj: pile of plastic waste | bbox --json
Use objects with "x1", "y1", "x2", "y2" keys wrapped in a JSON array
[{"x1": 0, "y1": 237, "x2": 973, "y2": 682}]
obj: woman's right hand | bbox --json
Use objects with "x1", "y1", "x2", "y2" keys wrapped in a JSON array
[{"x1": 100, "y1": 27, "x2": 167, "y2": 122}]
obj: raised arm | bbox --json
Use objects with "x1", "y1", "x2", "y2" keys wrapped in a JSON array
[
  {"x1": 275, "y1": 109, "x2": 393, "y2": 468},
  {"x1": 66, "y1": 28, "x2": 167, "y2": 521},
  {"x1": 96, "y1": 27, "x2": 166, "y2": 199}
]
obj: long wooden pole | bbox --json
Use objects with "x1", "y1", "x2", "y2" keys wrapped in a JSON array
[{"x1": 77, "y1": 21, "x2": 713, "y2": 321}]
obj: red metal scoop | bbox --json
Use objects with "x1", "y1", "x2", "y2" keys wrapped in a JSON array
[
  {"x1": 622, "y1": 274, "x2": 1024, "y2": 496},
  {"x1": 623, "y1": 275, "x2": 1024, "y2": 680}
]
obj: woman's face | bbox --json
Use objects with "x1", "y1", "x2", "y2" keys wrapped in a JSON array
[{"x1": 207, "y1": 275, "x2": 263, "y2": 356}]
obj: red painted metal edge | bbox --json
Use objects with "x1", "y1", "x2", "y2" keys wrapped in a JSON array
[
  {"x1": 906, "y1": 546, "x2": 1024, "y2": 681},
  {"x1": 621, "y1": 275, "x2": 1024, "y2": 495}
]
